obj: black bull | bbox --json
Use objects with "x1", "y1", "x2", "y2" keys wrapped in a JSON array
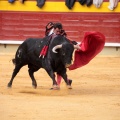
[{"x1": 7, "y1": 35, "x2": 78, "y2": 89}]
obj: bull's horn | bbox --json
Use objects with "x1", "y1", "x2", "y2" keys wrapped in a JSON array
[
  {"x1": 52, "y1": 45, "x2": 62, "y2": 53},
  {"x1": 74, "y1": 44, "x2": 81, "y2": 50}
]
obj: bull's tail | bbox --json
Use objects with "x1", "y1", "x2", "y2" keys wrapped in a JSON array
[{"x1": 12, "y1": 49, "x2": 23, "y2": 65}]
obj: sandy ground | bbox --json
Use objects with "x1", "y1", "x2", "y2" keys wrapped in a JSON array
[{"x1": 0, "y1": 54, "x2": 120, "y2": 120}]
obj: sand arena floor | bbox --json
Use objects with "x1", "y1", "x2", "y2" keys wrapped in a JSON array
[{"x1": 0, "y1": 54, "x2": 120, "y2": 120}]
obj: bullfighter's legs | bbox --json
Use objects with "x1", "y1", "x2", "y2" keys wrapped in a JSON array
[
  {"x1": 8, "y1": 65, "x2": 22, "y2": 88},
  {"x1": 28, "y1": 64, "x2": 39, "y2": 89},
  {"x1": 56, "y1": 74, "x2": 62, "y2": 86},
  {"x1": 56, "y1": 74, "x2": 72, "y2": 89}
]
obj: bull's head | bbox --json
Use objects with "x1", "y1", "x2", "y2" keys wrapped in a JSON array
[{"x1": 52, "y1": 43, "x2": 80, "y2": 68}]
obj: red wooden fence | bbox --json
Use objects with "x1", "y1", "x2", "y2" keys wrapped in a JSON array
[{"x1": 0, "y1": 11, "x2": 120, "y2": 43}]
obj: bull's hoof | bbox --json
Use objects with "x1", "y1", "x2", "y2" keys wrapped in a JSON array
[
  {"x1": 67, "y1": 79, "x2": 72, "y2": 89},
  {"x1": 50, "y1": 85, "x2": 60, "y2": 90},
  {"x1": 69, "y1": 79, "x2": 72, "y2": 86},
  {"x1": 67, "y1": 85, "x2": 72, "y2": 89},
  {"x1": 32, "y1": 84, "x2": 37, "y2": 89},
  {"x1": 7, "y1": 83, "x2": 12, "y2": 88},
  {"x1": 32, "y1": 82, "x2": 37, "y2": 89}
]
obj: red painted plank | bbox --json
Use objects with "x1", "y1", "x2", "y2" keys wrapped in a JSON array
[{"x1": 0, "y1": 12, "x2": 120, "y2": 43}]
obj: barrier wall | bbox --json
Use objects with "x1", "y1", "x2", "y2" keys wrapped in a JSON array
[{"x1": 0, "y1": 1, "x2": 120, "y2": 43}]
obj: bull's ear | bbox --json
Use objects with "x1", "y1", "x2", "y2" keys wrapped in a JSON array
[{"x1": 52, "y1": 45, "x2": 62, "y2": 53}]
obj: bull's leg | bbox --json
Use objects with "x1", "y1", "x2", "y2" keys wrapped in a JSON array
[
  {"x1": 60, "y1": 73, "x2": 68, "y2": 84},
  {"x1": 28, "y1": 64, "x2": 39, "y2": 89},
  {"x1": 28, "y1": 69, "x2": 37, "y2": 89},
  {"x1": 45, "y1": 70, "x2": 59, "y2": 89},
  {"x1": 49, "y1": 72, "x2": 57, "y2": 85},
  {"x1": 60, "y1": 73, "x2": 72, "y2": 89},
  {"x1": 7, "y1": 65, "x2": 22, "y2": 88}
]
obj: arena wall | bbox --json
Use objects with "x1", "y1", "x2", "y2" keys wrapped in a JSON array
[{"x1": 0, "y1": 0, "x2": 120, "y2": 56}]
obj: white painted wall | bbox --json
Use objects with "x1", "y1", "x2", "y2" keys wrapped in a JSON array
[{"x1": 0, "y1": 44, "x2": 120, "y2": 56}]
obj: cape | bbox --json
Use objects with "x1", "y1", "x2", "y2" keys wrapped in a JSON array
[{"x1": 69, "y1": 31, "x2": 105, "y2": 70}]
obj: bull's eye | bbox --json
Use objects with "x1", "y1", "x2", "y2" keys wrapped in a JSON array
[{"x1": 62, "y1": 52, "x2": 65, "y2": 56}]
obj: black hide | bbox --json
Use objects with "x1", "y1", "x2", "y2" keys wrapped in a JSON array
[{"x1": 8, "y1": 35, "x2": 74, "y2": 88}]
